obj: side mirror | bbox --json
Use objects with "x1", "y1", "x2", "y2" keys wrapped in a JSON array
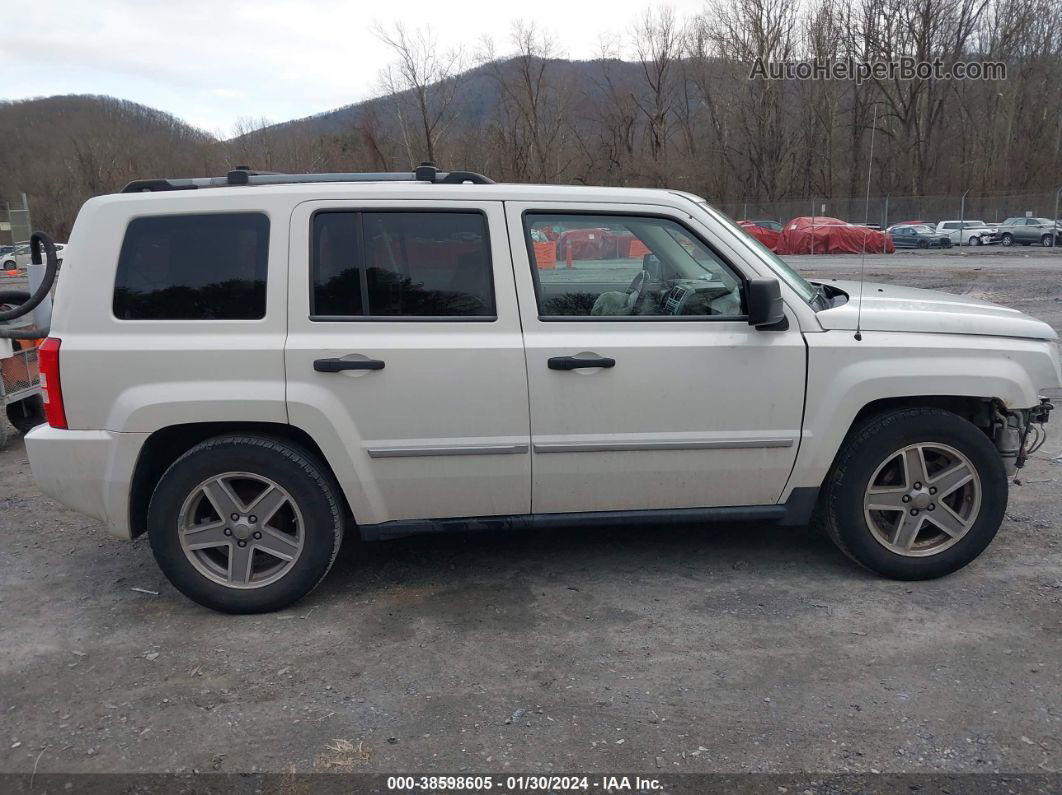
[{"x1": 747, "y1": 278, "x2": 787, "y2": 329}]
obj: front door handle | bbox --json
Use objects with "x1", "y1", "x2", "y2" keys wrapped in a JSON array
[
  {"x1": 314, "y1": 357, "x2": 385, "y2": 372},
  {"x1": 548, "y1": 356, "x2": 616, "y2": 371}
]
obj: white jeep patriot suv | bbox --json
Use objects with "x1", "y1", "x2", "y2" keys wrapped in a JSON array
[{"x1": 24, "y1": 165, "x2": 1060, "y2": 613}]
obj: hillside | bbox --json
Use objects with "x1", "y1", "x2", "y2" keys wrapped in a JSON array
[{"x1": 0, "y1": 95, "x2": 219, "y2": 238}]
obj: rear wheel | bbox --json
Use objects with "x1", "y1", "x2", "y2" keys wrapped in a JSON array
[
  {"x1": 6, "y1": 395, "x2": 45, "y2": 434},
  {"x1": 148, "y1": 435, "x2": 344, "y2": 613},
  {"x1": 822, "y1": 408, "x2": 1007, "y2": 580}
]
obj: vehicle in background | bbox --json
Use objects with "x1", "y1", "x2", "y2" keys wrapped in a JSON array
[
  {"x1": 2, "y1": 242, "x2": 65, "y2": 270},
  {"x1": 737, "y1": 220, "x2": 781, "y2": 249},
  {"x1": 888, "y1": 224, "x2": 953, "y2": 249},
  {"x1": 936, "y1": 220, "x2": 994, "y2": 246},
  {"x1": 990, "y1": 218, "x2": 1062, "y2": 247},
  {"x1": 886, "y1": 221, "x2": 931, "y2": 231},
  {"x1": 747, "y1": 219, "x2": 783, "y2": 232}
]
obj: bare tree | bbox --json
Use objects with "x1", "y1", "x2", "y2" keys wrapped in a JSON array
[
  {"x1": 482, "y1": 21, "x2": 575, "y2": 182},
  {"x1": 373, "y1": 22, "x2": 466, "y2": 165},
  {"x1": 631, "y1": 8, "x2": 682, "y2": 184}
]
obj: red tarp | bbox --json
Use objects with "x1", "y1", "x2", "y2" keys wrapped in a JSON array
[
  {"x1": 556, "y1": 229, "x2": 650, "y2": 261},
  {"x1": 737, "y1": 221, "x2": 780, "y2": 250},
  {"x1": 556, "y1": 228, "x2": 612, "y2": 260},
  {"x1": 774, "y1": 216, "x2": 894, "y2": 255}
]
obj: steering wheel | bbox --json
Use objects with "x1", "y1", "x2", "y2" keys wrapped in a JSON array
[{"x1": 625, "y1": 270, "x2": 648, "y2": 313}]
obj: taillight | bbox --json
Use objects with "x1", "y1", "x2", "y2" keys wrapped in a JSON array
[{"x1": 38, "y1": 337, "x2": 67, "y2": 429}]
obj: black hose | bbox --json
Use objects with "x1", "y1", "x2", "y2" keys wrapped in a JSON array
[{"x1": 0, "y1": 232, "x2": 59, "y2": 323}]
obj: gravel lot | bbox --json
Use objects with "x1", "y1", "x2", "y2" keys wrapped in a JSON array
[{"x1": 1, "y1": 247, "x2": 1060, "y2": 778}]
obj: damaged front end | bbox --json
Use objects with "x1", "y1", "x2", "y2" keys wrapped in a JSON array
[{"x1": 992, "y1": 397, "x2": 1054, "y2": 478}]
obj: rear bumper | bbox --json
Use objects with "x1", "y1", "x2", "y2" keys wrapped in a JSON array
[{"x1": 25, "y1": 425, "x2": 149, "y2": 539}]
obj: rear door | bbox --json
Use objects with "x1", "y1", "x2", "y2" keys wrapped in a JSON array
[{"x1": 285, "y1": 200, "x2": 530, "y2": 525}]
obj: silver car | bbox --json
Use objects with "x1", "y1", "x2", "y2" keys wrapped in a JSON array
[{"x1": 991, "y1": 217, "x2": 1061, "y2": 247}]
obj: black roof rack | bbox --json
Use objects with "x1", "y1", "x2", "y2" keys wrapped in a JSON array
[{"x1": 121, "y1": 162, "x2": 494, "y2": 193}]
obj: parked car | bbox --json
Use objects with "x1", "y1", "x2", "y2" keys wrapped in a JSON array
[
  {"x1": 936, "y1": 220, "x2": 994, "y2": 246},
  {"x1": 888, "y1": 224, "x2": 953, "y2": 249},
  {"x1": 2, "y1": 241, "x2": 65, "y2": 269},
  {"x1": 990, "y1": 218, "x2": 1062, "y2": 247},
  {"x1": 23, "y1": 166, "x2": 1060, "y2": 613},
  {"x1": 747, "y1": 219, "x2": 783, "y2": 232}
]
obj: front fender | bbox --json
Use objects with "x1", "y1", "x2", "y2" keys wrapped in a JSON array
[{"x1": 784, "y1": 331, "x2": 1060, "y2": 494}]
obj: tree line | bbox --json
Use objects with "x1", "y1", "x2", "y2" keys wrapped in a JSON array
[{"x1": 2, "y1": 0, "x2": 1060, "y2": 240}]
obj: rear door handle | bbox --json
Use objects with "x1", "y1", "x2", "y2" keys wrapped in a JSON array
[
  {"x1": 548, "y1": 356, "x2": 616, "y2": 371},
  {"x1": 314, "y1": 357, "x2": 385, "y2": 372}
]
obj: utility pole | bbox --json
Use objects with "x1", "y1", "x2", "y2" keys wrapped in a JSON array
[
  {"x1": 1053, "y1": 186, "x2": 1061, "y2": 248},
  {"x1": 959, "y1": 189, "x2": 970, "y2": 246}
]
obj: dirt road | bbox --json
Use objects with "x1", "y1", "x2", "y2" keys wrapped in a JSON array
[{"x1": 1, "y1": 248, "x2": 1060, "y2": 777}]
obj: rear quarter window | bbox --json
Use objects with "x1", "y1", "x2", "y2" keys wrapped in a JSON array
[{"x1": 113, "y1": 212, "x2": 269, "y2": 320}]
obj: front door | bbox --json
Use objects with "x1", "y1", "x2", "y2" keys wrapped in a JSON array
[
  {"x1": 505, "y1": 202, "x2": 807, "y2": 514},
  {"x1": 285, "y1": 200, "x2": 530, "y2": 525}
]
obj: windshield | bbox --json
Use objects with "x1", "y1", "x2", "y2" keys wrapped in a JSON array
[{"x1": 696, "y1": 201, "x2": 817, "y2": 303}]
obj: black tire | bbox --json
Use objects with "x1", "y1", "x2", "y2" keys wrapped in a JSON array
[
  {"x1": 971, "y1": 236, "x2": 982, "y2": 246},
  {"x1": 942, "y1": 238, "x2": 952, "y2": 248},
  {"x1": 1001, "y1": 233, "x2": 1013, "y2": 246},
  {"x1": 148, "y1": 434, "x2": 344, "y2": 613},
  {"x1": 917, "y1": 239, "x2": 929, "y2": 249},
  {"x1": 6, "y1": 395, "x2": 45, "y2": 434},
  {"x1": 821, "y1": 407, "x2": 1007, "y2": 580},
  {"x1": 1042, "y1": 235, "x2": 1053, "y2": 247}
]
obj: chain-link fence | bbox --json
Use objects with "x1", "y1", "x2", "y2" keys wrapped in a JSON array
[{"x1": 718, "y1": 190, "x2": 1062, "y2": 228}]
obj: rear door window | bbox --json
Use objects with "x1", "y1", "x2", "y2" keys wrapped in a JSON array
[
  {"x1": 113, "y1": 212, "x2": 269, "y2": 320},
  {"x1": 312, "y1": 211, "x2": 495, "y2": 319}
]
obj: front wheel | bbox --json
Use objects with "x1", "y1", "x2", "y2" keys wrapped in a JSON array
[
  {"x1": 1001, "y1": 233, "x2": 1013, "y2": 246},
  {"x1": 917, "y1": 239, "x2": 929, "y2": 249},
  {"x1": 821, "y1": 408, "x2": 1007, "y2": 580},
  {"x1": 970, "y1": 236, "x2": 982, "y2": 246},
  {"x1": 1042, "y1": 234, "x2": 1055, "y2": 248},
  {"x1": 148, "y1": 435, "x2": 345, "y2": 613}
]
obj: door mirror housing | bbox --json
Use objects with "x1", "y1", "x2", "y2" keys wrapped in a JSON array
[{"x1": 746, "y1": 278, "x2": 787, "y2": 329}]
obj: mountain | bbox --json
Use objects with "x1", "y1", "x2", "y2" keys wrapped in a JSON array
[{"x1": 254, "y1": 58, "x2": 646, "y2": 139}]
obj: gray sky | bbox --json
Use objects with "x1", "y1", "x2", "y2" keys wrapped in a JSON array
[{"x1": 0, "y1": 0, "x2": 706, "y2": 137}]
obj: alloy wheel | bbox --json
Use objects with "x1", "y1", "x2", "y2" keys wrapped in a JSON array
[
  {"x1": 178, "y1": 472, "x2": 305, "y2": 588},
  {"x1": 863, "y1": 443, "x2": 982, "y2": 557}
]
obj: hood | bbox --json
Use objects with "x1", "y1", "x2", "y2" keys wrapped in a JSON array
[{"x1": 815, "y1": 280, "x2": 1058, "y2": 340}]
